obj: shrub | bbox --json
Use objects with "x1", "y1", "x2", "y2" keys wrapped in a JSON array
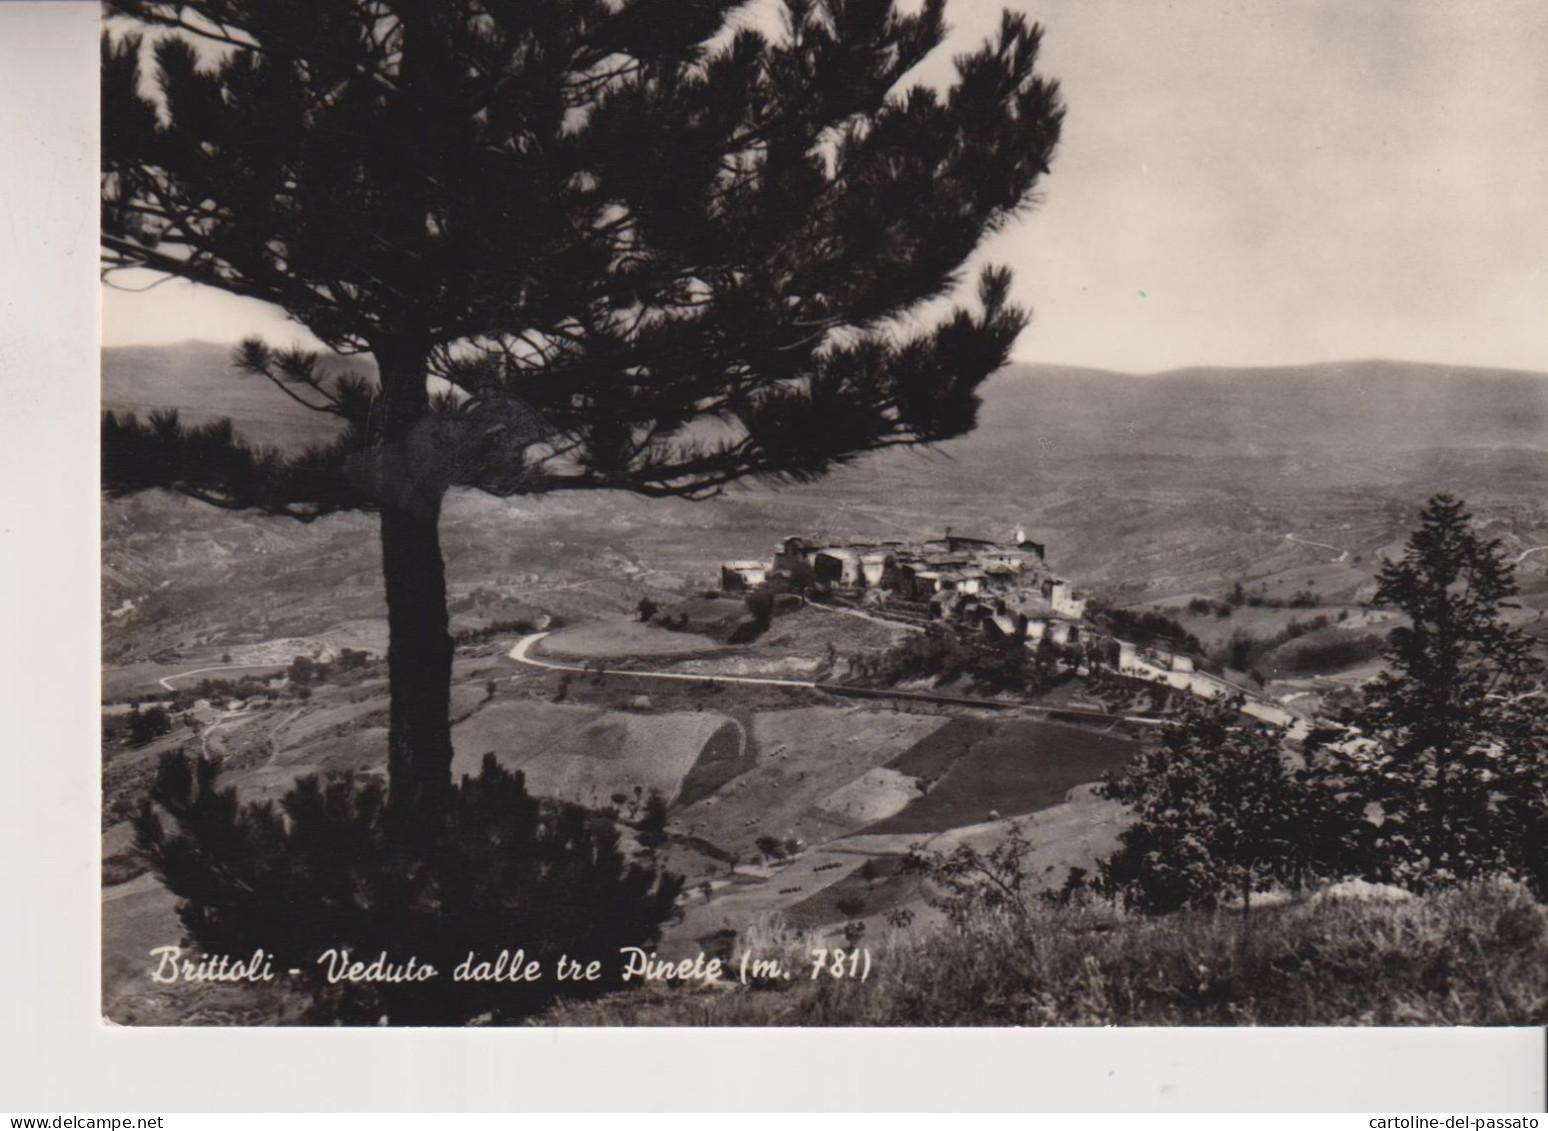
[
  {"x1": 1187, "y1": 596, "x2": 1233, "y2": 618},
  {"x1": 126, "y1": 705, "x2": 173, "y2": 746},
  {"x1": 637, "y1": 789, "x2": 669, "y2": 849},
  {"x1": 744, "y1": 589, "x2": 775, "y2": 627},
  {"x1": 907, "y1": 821, "x2": 1037, "y2": 926},
  {"x1": 1283, "y1": 632, "x2": 1384, "y2": 673},
  {"x1": 1097, "y1": 699, "x2": 1345, "y2": 913},
  {"x1": 1087, "y1": 602, "x2": 1204, "y2": 656},
  {"x1": 1210, "y1": 616, "x2": 1340, "y2": 673},
  {"x1": 835, "y1": 895, "x2": 866, "y2": 918},
  {"x1": 857, "y1": 623, "x2": 1046, "y2": 694},
  {"x1": 133, "y1": 751, "x2": 683, "y2": 1025}
]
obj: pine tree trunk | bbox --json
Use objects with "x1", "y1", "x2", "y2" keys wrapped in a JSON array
[{"x1": 370, "y1": 338, "x2": 455, "y2": 817}]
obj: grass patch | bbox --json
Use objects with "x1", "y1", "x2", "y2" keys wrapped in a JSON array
[
  {"x1": 886, "y1": 716, "x2": 995, "y2": 780},
  {"x1": 782, "y1": 856, "x2": 916, "y2": 929}
]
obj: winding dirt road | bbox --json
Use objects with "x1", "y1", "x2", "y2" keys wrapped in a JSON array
[
  {"x1": 156, "y1": 662, "x2": 282, "y2": 691},
  {"x1": 506, "y1": 633, "x2": 1171, "y2": 728},
  {"x1": 507, "y1": 632, "x2": 817, "y2": 689},
  {"x1": 1284, "y1": 533, "x2": 1350, "y2": 562}
]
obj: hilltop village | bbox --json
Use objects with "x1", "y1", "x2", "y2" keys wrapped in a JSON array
[
  {"x1": 722, "y1": 528, "x2": 1298, "y2": 730},
  {"x1": 724, "y1": 526, "x2": 1087, "y2": 638}
]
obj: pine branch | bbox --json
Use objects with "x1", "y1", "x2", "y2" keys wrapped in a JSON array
[{"x1": 102, "y1": 409, "x2": 366, "y2": 521}]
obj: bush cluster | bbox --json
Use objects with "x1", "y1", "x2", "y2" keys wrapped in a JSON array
[
  {"x1": 1210, "y1": 615, "x2": 1382, "y2": 674},
  {"x1": 849, "y1": 623, "x2": 1062, "y2": 694},
  {"x1": 1087, "y1": 602, "x2": 1204, "y2": 656},
  {"x1": 134, "y1": 752, "x2": 684, "y2": 1025}
]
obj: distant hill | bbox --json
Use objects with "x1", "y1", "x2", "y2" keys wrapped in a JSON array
[
  {"x1": 969, "y1": 359, "x2": 1548, "y2": 460},
  {"x1": 103, "y1": 345, "x2": 1548, "y2": 460},
  {"x1": 764, "y1": 357, "x2": 1548, "y2": 593}
]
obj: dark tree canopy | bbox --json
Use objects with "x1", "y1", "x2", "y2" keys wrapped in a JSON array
[
  {"x1": 1363, "y1": 494, "x2": 1541, "y2": 759},
  {"x1": 1334, "y1": 494, "x2": 1548, "y2": 890},
  {"x1": 103, "y1": 0, "x2": 1064, "y2": 509},
  {"x1": 1097, "y1": 698, "x2": 1336, "y2": 914},
  {"x1": 135, "y1": 751, "x2": 684, "y2": 1024}
]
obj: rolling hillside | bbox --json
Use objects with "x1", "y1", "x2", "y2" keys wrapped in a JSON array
[
  {"x1": 105, "y1": 345, "x2": 1548, "y2": 465},
  {"x1": 102, "y1": 344, "x2": 1548, "y2": 616}
]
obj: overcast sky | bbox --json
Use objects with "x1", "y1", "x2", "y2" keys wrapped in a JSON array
[{"x1": 101, "y1": 0, "x2": 1548, "y2": 374}]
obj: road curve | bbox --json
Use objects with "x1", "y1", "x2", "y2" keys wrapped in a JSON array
[
  {"x1": 157, "y1": 662, "x2": 285, "y2": 692},
  {"x1": 506, "y1": 633, "x2": 1167, "y2": 727},
  {"x1": 1284, "y1": 533, "x2": 1350, "y2": 562}
]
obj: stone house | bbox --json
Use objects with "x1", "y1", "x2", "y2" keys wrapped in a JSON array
[{"x1": 720, "y1": 560, "x2": 769, "y2": 591}]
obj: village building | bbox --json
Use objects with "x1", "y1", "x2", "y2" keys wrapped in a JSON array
[
  {"x1": 772, "y1": 536, "x2": 819, "y2": 578},
  {"x1": 1043, "y1": 578, "x2": 1087, "y2": 619},
  {"x1": 1026, "y1": 617, "x2": 1080, "y2": 646},
  {"x1": 1011, "y1": 524, "x2": 1047, "y2": 560},
  {"x1": 812, "y1": 547, "x2": 862, "y2": 587},
  {"x1": 719, "y1": 560, "x2": 769, "y2": 591}
]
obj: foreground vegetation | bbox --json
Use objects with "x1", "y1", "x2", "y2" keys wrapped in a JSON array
[{"x1": 545, "y1": 880, "x2": 1548, "y2": 1026}]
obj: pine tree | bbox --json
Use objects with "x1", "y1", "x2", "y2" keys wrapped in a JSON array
[
  {"x1": 636, "y1": 788, "x2": 669, "y2": 849},
  {"x1": 1340, "y1": 494, "x2": 1547, "y2": 889},
  {"x1": 102, "y1": 0, "x2": 1064, "y2": 814}
]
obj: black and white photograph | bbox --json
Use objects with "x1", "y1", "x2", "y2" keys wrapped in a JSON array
[{"x1": 91, "y1": 0, "x2": 1548, "y2": 1037}]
